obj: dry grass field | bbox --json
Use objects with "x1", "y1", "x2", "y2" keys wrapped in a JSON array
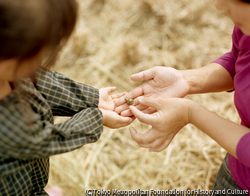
[{"x1": 47, "y1": 0, "x2": 240, "y2": 195}]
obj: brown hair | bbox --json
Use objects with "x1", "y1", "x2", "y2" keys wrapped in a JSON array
[{"x1": 0, "y1": 0, "x2": 78, "y2": 69}]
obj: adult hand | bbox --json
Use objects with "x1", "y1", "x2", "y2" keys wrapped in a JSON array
[
  {"x1": 115, "y1": 66, "x2": 190, "y2": 116},
  {"x1": 129, "y1": 97, "x2": 190, "y2": 152}
]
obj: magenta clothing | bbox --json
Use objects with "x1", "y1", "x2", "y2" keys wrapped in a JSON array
[{"x1": 213, "y1": 26, "x2": 250, "y2": 192}]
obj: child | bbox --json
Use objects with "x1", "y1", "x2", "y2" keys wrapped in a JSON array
[
  {"x1": 0, "y1": 0, "x2": 133, "y2": 195},
  {"x1": 115, "y1": 0, "x2": 250, "y2": 194}
]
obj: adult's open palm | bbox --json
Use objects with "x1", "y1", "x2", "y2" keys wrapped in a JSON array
[{"x1": 115, "y1": 66, "x2": 190, "y2": 115}]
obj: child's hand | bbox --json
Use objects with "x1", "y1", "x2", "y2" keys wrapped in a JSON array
[
  {"x1": 100, "y1": 108, "x2": 134, "y2": 129},
  {"x1": 114, "y1": 66, "x2": 189, "y2": 116},
  {"x1": 129, "y1": 97, "x2": 190, "y2": 152},
  {"x1": 98, "y1": 87, "x2": 134, "y2": 128},
  {"x1": 98, "y1": 87, "x2": 126, "y2": 111}
]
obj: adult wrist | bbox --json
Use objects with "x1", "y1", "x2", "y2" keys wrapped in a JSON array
[
  {"x1": 177, "y1": 98, "x2": 194, "y2": 126},
  {"x1": 180, "y1": 70, "x2": 195, "y2": 95},
  {"x1": 186, "y1": 99, "x2": 197, "y2": 125}
]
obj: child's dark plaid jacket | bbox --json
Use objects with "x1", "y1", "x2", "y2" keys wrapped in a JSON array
[{"x1": 0, "y1": 67, "x2": 103, "y2": 196}]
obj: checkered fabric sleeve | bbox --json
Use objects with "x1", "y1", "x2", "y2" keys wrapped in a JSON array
[
  {"x1": 0, "y1": 67, "x2": 103, "y2": 160},
  {"x1": 0, "y1": 67, "x2": 103, "y2": 195},
  {"x1": 36, "y1": 66, "x2": 100, "y2": 116}
]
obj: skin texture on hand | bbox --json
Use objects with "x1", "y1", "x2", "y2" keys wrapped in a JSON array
[
  {"x1": 115, "y1": 63, "x2": 234, "y2": 117},
  {"x1": 99, "y1": 87, "x2": 121, "y2": 111},
  {"x1": 130, "y1": 96, "x2": 250, "y2": 158},
  {"x1": 98, "y1": 87, "x2": 134, "y2": 129},
  {"x1": 129, "y1": 97, "x2": 189, "y2": 152},
  {"x1": 100, "y1": 108, "x2": 134, "y2": 129},
  {"x1": 115, "y1": 66, "x2": 190, "y2": 116}
]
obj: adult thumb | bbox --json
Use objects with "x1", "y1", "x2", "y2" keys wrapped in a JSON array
[
  {"x1": 138, "y1": 97, "x2": 162, "y2": 110},
  {"x1": 129, "y1": 105, "x2": 155, "y2": 125},
  {"x1": 130, "y1": 68, "x2": 156, "y2": 82}
]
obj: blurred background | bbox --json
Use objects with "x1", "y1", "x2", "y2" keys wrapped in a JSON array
[{"x1": 48, "y1": 0, "x2": 240, "y2": 195}]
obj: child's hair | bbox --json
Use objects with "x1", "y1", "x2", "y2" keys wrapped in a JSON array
[{"x1": 0, "y1": 0, "x2": 78, "y2": 68}]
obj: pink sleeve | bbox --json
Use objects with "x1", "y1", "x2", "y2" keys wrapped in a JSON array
[
  {"x1": 236, "y1": 132, "x2": 250, "y2": 167},
  {"x1": 212, "y1": 27, "x2": 242, "y2": 79}
]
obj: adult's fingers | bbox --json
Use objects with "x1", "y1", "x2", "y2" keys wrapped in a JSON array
[
  {"x1": 120, "y1": 109, "x2": 133, "y2": 117},
  {"x1": 149, "y1": 139, "x2": 172, "y2": 152},
  {"x1": 129, "y1": 127, "x2": 143, "y2": 143},
  {"x1": 130, "y1": 67, "x2": 156, "y2": 82},
  {"x1": 138, "y1": 137, "x2": 166, "y2": 149},
  {"x1": 115, "y1": 103, "x2": 129, "y2": 114},
  {"x1": 120, "y1": 97, "x2": 157, "y2": 117},
  {"x1": 120, "y1": 106, "x2": 148, "y2": 117},
  {"x1": 130, "y1": 127, "x2": 157, "y2": 144},
  {"x1": 114, "y1": 93, "x2": 141, "y2": 114},
  {"x1": 138, "y1": 97, "x2": 162, "y2": 111},
  {"x1": 141, "y1": 106, "x2": 157, "y2": 115},
  {"x1": 120, "y1": 105, "x2": 154, "y2": 117},
  {"x1": 120, "y1": 101, "x2": 148, "y2": 117},
  {"x1": 129, "y1": 106, "x2": 156, "y2": 125},
  {"x1": 114, "y1": 86, "x2": 144, "y2": 107},
  {"x1": 129, "y1": 127, "x2": 150, "y2": 144},
  {"x1": 130, "y1": 127, "x2": 165, "y2": 146}
]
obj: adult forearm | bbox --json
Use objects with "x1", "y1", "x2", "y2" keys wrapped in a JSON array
[
  {"x1": 189, "y1": 101, "x2": 249, "y2": 159},
  {"x1": 181, "y1": 63, "x2": 234, "y2": 94}
]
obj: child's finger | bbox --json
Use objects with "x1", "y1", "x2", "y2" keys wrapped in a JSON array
[
  {"x1": 111, "y1": 92, "x2": 127, "y2": 99},
  {"x1": 129, "y1": 106, "x2": 156, "y2": 125},
  {"x1": 115, "y1": 116, "x2": 134, "y2": 128},
  {"x1": 102, "y1": 86, "x2": 116, "y2": 93}
]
